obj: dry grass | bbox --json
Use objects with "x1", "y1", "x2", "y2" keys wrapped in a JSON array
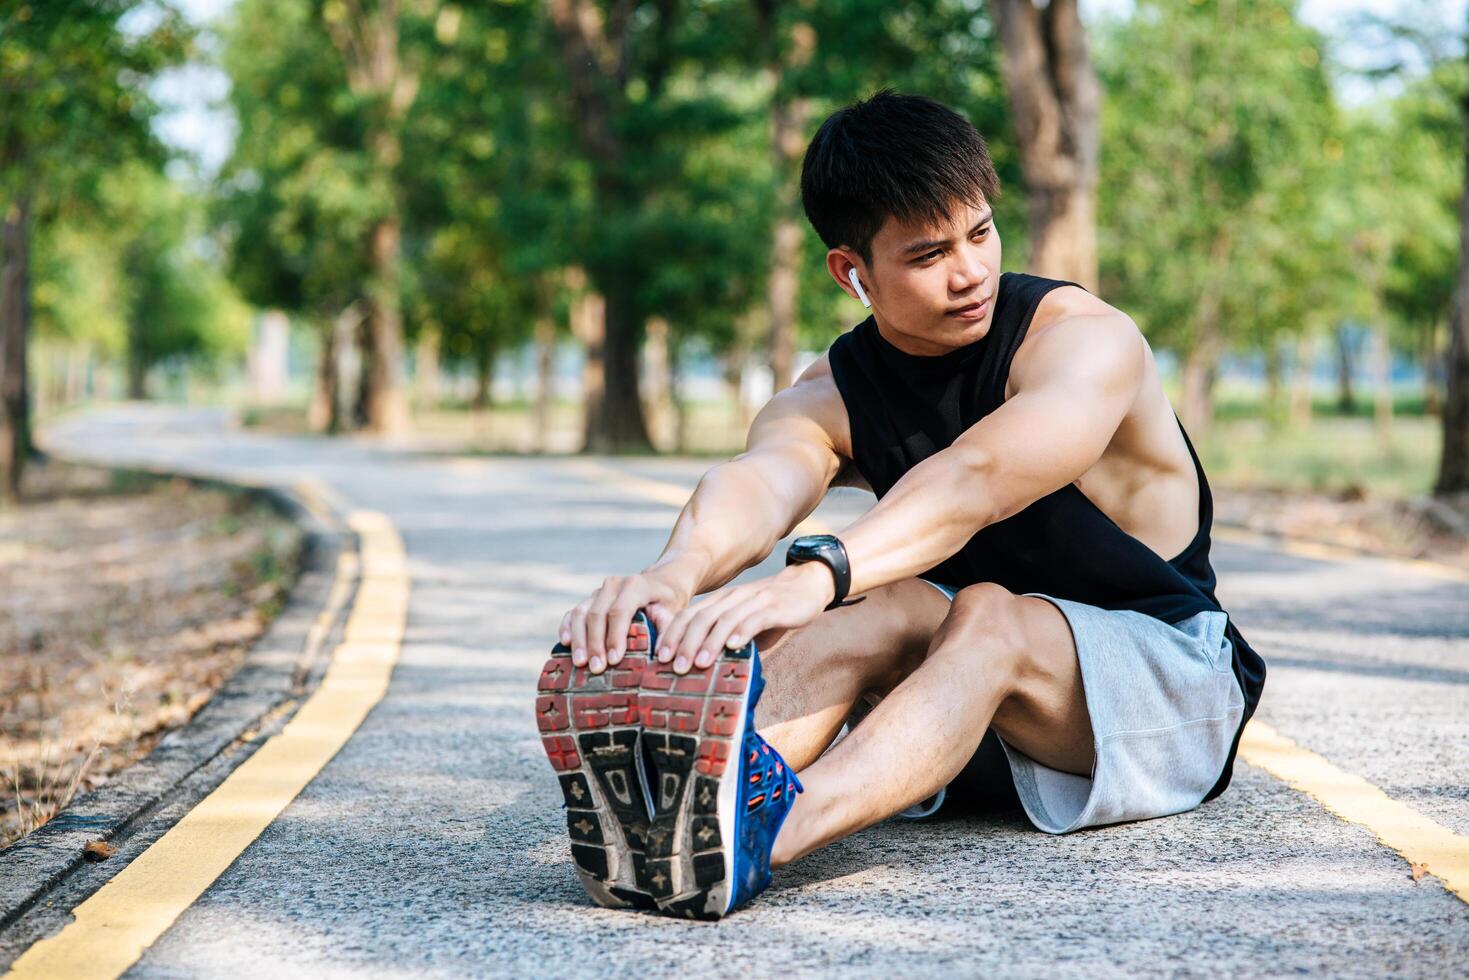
[{"x1": 0, "y1": 460, "x2": 303, "y2": 848}]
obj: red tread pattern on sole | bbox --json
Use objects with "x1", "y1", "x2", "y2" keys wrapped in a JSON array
[
  {"x1": 542, "y1": 734, "x2": 580, "y2": 771},
  {"x1": 535, "y1": 694, "x2": 571, "y2": 732}
]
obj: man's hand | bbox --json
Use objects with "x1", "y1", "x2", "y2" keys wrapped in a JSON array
[
  {"x1": 653, "y1": 562, "x2": 837, "y2": 674},
  {"x1": 559, "y1": 566, "x2": 697, "y2": 674}
]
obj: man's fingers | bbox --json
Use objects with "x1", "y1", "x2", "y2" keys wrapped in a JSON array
[
  {"x1": 702, "y1": 598, "x2": 772, "y2": 666},
  {"x1": 584, "y1": 580, "x2": 621, "y2": 672},
  {"x1": 558, "y1": 611, "x2": 572, "y2": 647},
  {"x1": 655, "y1": 607, "x2": 687, "y2": 664},
  {"x1": 604, "y1": 579, "x2": 653, "y2": 667},
  {"x1": 646, "y1": 600, "x2": 674, "y2": 637},
  {"x1": 672, "y1": 592, "x2": 744, "y2": 674},
  {"x1": 569, "y1": 599, "x2": 591, "y2": 667}
]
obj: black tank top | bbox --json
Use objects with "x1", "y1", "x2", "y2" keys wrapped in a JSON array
[{"x1": 826, "y1": 271, "x2": 1265, "y2": 799}]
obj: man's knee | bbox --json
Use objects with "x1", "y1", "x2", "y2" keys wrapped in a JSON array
[{"x1": 931, "y1": 582, "x2": 1031, "y2": 684}]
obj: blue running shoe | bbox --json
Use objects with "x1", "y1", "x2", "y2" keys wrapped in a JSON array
[{"x1": 638, "y1": 642, "x2": 802, "y2": 919}]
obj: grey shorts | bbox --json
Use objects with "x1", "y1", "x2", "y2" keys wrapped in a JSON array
[{"x1": 915, "y1": 579, "x2": 1246, "y2": 834}]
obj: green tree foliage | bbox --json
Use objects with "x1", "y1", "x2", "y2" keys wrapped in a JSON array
[
  {"x1": 1096, "y1": 0, "x2": 1339, "y2": 432},
  {"x1": 32, "y1": 165, "x2": 249, "y2": 397},
  {"x1": 0, "y1": 0, "x2": 190, "y2": 498},
  {"x1": 1377, "y1": 62, "x2": 1465, "y2": 357},
  {"x1": 216, "y1": 0, "x2": 375, "y2": 319},
  {"x1": 399, "y1": 1, "x2": 572, "y2": 403}
]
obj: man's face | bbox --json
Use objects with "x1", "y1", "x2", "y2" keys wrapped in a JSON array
[{"x1": 829, "y1": 198, "x2": 1001, "y2": 356}]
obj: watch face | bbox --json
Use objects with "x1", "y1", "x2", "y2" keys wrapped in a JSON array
[
  {"x1": 791, "y1": 534, "x2": 840, "y2": 560},
  {"x1": 787, "y1": 531, "x2": 846, "y2": 564}
]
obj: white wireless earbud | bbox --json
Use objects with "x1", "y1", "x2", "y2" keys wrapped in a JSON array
[{"x1": 847, "y1": 267, "x2": 872, "y2": 308}]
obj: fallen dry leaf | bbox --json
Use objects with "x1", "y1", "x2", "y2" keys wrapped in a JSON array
[
  {"x1": 1410, "y1": 862, "x2": 1428, "y2": 883},
  {"x1": 83, "y1": 839, "x2": 116, "y2": 862}
]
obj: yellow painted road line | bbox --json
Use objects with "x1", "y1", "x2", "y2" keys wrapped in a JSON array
[
  {"x1": 572, "y1": 459, "x2": 1469, "y2": 904},
  {"x1": 1239, "y1": 721, "x2": 1469, "y2": 903},
  {"x1": 7, "y1": 510, "x2": 409, "y2": 980}
]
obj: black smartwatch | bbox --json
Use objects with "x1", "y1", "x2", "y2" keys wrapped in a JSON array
[{"x1": 785, "y1": 534, "x2": 866, "y2": 611}]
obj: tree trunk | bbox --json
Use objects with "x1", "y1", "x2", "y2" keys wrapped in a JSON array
[
  {"x1": 125, "y1": 287, "x2": 148, "y2": 400},
  {"x1": 724, "y1": 346, "x2": 750, "y2": 437},
  {"x1": 534, "y1": 312, "x2": 557, "y2": 454},
  {"x1": 547, "y1": 0, "x2": 656, "y2": 454},
  {"x1": 1437, "y1": 38, "x2": 1469, "y2": 494},
  {"x1": 1179, "y1": 232, "x2": 1231, "y2": 436},
  {"x1": 642, "y1": 315, "x2": 673, "y2": 450},
  {"x1": 415, "y1": 323, "x2": 440, "y2": 413},
  {"x1": 1334, "y1": 324, "x2": 1356, "y2": 416},
  {"x1": 0, "y1": 196, "x2": 32, "y2": 501},
  {"x1": 352, "y1": 308, "x2": 372, "y2": 429},
  {"x1": 1423, "y1": 319, "x2": 1443, "y2": 417},
  {"x1": 321, "y1": 0, "x2": 416, "y2": 436},
  {"x1": 31, "y1": 342, "x2": 48, "y2": 422},
  {"x1": 93, "y1": 361, "x2": 112, "y2": 402},
  {"x1": 585, "y1": 294, "x2": 654, "y2": 453},
  {"x1": 1264, "y1": 342, "x2": 1283, "y2": 428},
  {"x1": 1290, "y1": 333, "x2": 1316, "y2": 430},
  {"x1": 768, "y1": 204, "x2": 803, "y2": 394},
  {"x1": 568, "y1": 268, "x2": 606, "y2": 447},
  {"x1": 1025, "y1": 186, "x2": 1097, "y2": 286},
  {"x1": 754, "y1": 6, "x2": 814, "y2": 393},
  {"x1": 1180, "y1": 337, "x2": 1218, "y2": 437},
  {"x1": 987, "y1": 0, "x2": 1101, "y2": 288},
  {"x1": 669, "y1": 333, "x2": 690, "y2": 453},
  {"x1": 1369, "y1": 324, "x2": 1393, "y2": 448},
  {"x1": 1441, "y1": 289, "x2": 1469, "y2": 494},
  {"x1": 362, "y1": 217, "x2": 409, "y2": 432},
  {"x1": 473, "y1": 341, "x2": 496, "y2": 412},
  {"x1": 66, "y1": 346, "x2": 86, "y2": 405},
  {"x1": 309, "y1": 307, "x2": 353, "y2": 435},
  {"x1": 126, "y1": 360, "x2": 147, "y2": 400}
]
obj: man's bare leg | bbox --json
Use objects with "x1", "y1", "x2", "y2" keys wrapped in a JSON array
[
  {"x1": 754, "y1": 577, "x2": 953, "y2": 770},
  {"x1": 769, "y1": 583, "x2": 1095, "y2": 866}
]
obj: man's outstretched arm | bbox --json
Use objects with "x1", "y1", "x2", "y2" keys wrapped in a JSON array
[
  {"x1": 838, "y1": 313, "x2": 1145, "y2": 598},
  {"x1": 564, "y1": 364, "x2": 847, "y2": 672},
  {"x1": 648, "y1": 313, "x2": 1147, "y2": 674}
]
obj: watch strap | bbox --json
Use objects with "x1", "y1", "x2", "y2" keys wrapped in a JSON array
[{"x1": 785, "y1": 536, "x2": 865, "y2": 612}]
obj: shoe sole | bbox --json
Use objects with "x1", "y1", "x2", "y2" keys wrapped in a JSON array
[
  {"x1": 535, "y1": 612, "x2": 658, "y2": 910},
  {"x1": 638, "y1": 644, "x2": 755, "y2": 919}
]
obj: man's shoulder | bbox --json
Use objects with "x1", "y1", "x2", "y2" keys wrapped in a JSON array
[
  {"x1": 1020, "y1": 274, "x2": 1114, "y2": 326},
  {"x1": 754, "y1": 354, "x2": 849, "y2": 443},
  {"x1": 750, "y1": 353, "x2": 866, "y2": 488},
  {"x1": 1011, "y1": 289, "x2": 1146, "y2": 396}
]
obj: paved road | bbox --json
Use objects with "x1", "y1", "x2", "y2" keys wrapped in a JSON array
[{"x1": 11, "y1": 405, "x2": 1469, "y2": 976}]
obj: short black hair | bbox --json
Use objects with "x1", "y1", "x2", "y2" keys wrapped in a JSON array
[{"x1": 800, "y1": 88, "x2": 1001, "y2": 266}]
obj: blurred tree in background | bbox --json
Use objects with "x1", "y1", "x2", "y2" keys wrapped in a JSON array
[
  {"x1": 1441, "y1": 12, "x2": 1469, "y2": 495},
  {"x1": 1096, "y1": 0, "x2": 1339, "y2": 436},
  {"x1": 987, "y1": 0, "x2": 1101, "y2": 289},
  {"x1": 0, "y1": 0, "x2": 190, "y2": 500},
  {"x1": 216, "y1": 0, "x2": 378, "y2": 432}
]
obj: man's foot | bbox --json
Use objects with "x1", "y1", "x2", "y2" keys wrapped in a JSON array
[
  {"x1": 535, "y1": 610, "x2": 659, "y2": 910},
  {"x1": 638, "y1": 643, "x2": 801, "y2": 919}
]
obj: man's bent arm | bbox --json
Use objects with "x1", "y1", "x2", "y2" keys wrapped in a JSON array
[
  {"x1": 643, "y1": 377, "x2": 845, "y2": 597},
  {"x1": 838, "y1": 314, "x2": 1146, "y2": 598}
]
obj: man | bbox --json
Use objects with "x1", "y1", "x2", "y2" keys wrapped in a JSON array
[{"x1": 535, "y1": 88, "x2": 1265, "y2": 920}]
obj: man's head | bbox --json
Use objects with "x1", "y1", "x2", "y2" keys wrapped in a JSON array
[{"x1": 800, "y1": 89, "x2": 1002, "y2": 355}]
